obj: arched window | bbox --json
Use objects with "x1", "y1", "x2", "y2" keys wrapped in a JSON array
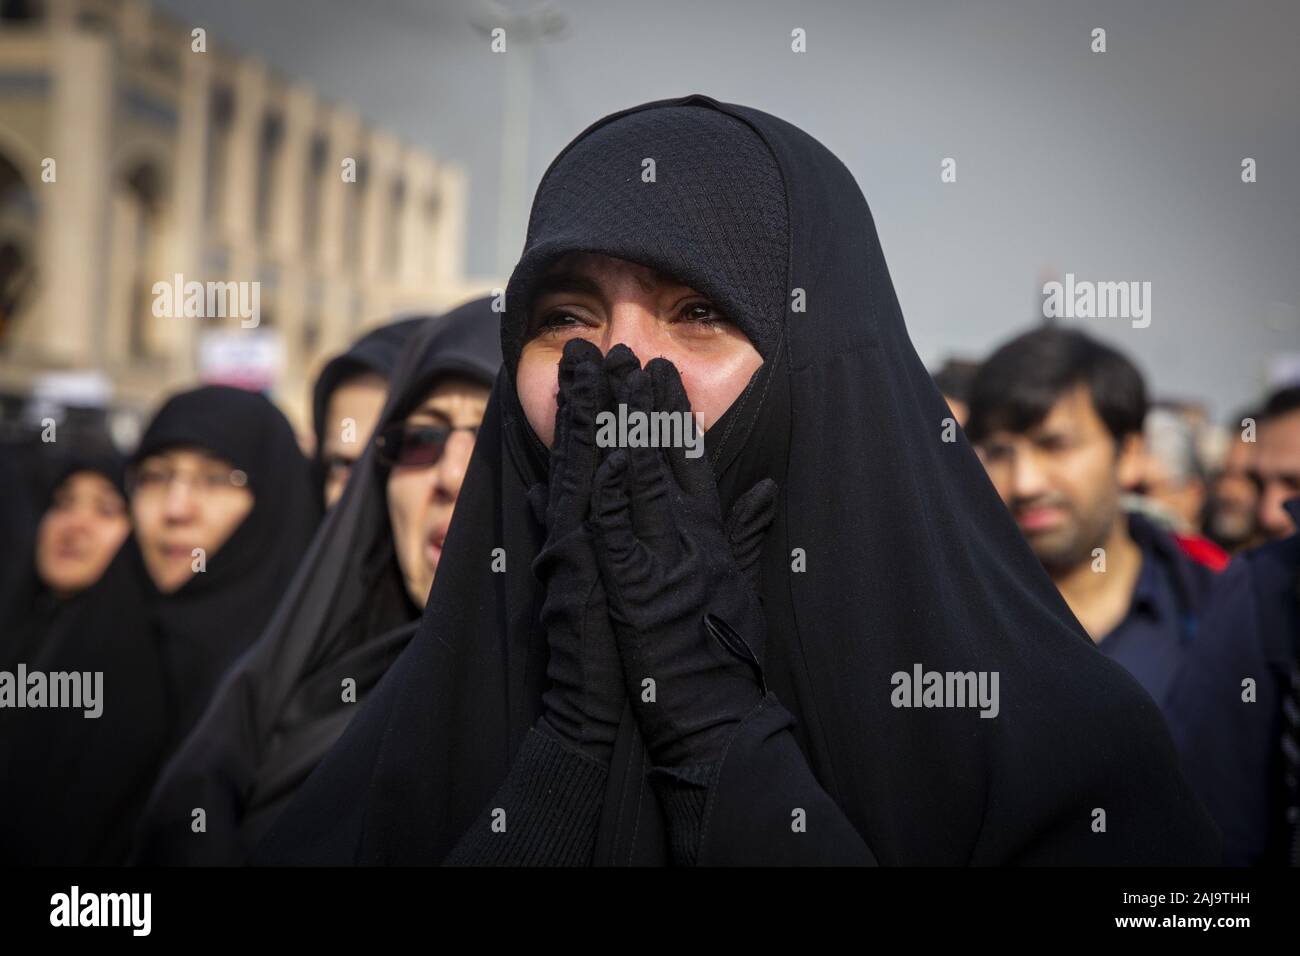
[
  {"x1": 114, "y1": 161, "x2": 165, "y2": 360},
  {"x1": 302, "y1": 134, "x2": 327, "y2": 259},
  {"x1": 0, "y1": 151, "x2": 38, "y2": 350},
  {"x1": 386, "y1": 177, "x2": 404, "y2": 279},
  {"x1": 255, "y1": 112, "x2": 284, "y2": 243},
  {"x1": 341, "y1": 156, "x2": 367, "y2": 271}
]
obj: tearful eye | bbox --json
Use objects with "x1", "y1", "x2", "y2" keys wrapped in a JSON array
[
  {"x1": 532, "y1": 310, "x2": 589, "y2": 339},
  {"x1": 673, "y1": 301, "x2": 728, "y2": 334}
]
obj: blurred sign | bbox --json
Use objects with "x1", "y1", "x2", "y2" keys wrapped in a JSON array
[
  {"x1": 24, "y1": 370, "x2": 112, "y2": 426},
  {"x1": 198, "y1": 329, "x2": 284, "y2": 392},
  {"x1": 1268, "y1": 353, "x2": 1300, "y2": 389}
]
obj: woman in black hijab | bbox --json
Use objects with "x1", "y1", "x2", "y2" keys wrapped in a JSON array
[
  {"x1": 0, "y1": 386, "x2": 317, "y2": 864},
  {"x1": 258, "y1": 95, "x2": 1218, "y2": 866},
  {"x1": 133, "y1": 299, "x2": 501, "y2": 864},
  {"x1": 1, "y1": 449, "x2": 129, "y2": 667},
  {"x1": 312, "y1": 316, "x2": 426, "y2": 508}
]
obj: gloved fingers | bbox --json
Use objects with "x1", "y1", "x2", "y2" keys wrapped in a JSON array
[
  {"x1": 644, "y1": 357, "x2": 712, "y2": 499},
  {"x1": 550, "y1": 339, "x2": 607, "y2": 534},
  {"x1": 591, "y1": 450, "x2": 658, "y2": 595},
  {"x1": 724, "y1": 478, "x2": 779, "y2": 591},
  {"x1": 601, "y1": 343, "x2": 641, "y2": 399},
  {"x1": 615, "y1": 366, "x2": 680, "y2": 546}
]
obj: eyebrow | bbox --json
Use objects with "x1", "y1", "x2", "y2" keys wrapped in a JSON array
[
  {"x1": 532, "y1": 272, "x2": 605, "y2": 301},
  {"x1": 406, "y1": 405, "x2": 454, "y2": 425}
]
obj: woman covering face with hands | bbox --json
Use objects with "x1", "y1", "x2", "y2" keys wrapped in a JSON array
[{"x1": 262, "y1": 96, "x2": 1218, "y2": 866}]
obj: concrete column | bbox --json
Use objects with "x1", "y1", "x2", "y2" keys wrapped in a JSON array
[
  {"x1": 220, "y1": 58, "x2": 266, "y2": 320},
  {"x1": 429, "y1": 161, "x2": 468, "y2": 298},
  {"x1": 41, "y1": 24, "x2": 114, "y2": 365},
  {"x1": 161, "y1": 43, "x2": 212, "y2": 381}
]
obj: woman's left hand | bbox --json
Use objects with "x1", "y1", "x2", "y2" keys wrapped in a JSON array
[{"x1": 590, "y1": 353, "x2": 778, "y2": 770}]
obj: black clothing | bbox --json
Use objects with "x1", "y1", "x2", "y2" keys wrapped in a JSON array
[
  {"x1": 310, "y1": 316, "x2": 426, "y2": 503},
  {"x1": 528, "y1": 340, "x2": 626, "y2": 766},
  {"x1": 1165, "y1": 498, "x2": 1300, "y2": 864},
  {"x1": 0, "y1": 386, "x2": 317, "y2": 864},
  {"x1": 134, "y1": 301, "x2": 501, "y2": 864},
  {"x1": 0, "y1": 448, "x2": 127, "y2": 667},
  {"x1": 259, "y1": 95, "x2": 1219, "y2": 866}
]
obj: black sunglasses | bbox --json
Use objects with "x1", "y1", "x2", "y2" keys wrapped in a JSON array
[{"x1": 374, "y1": 422, "x2": 479, "y2": 468}]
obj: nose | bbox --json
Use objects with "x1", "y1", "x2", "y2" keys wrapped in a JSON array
[
  {"x1": 161, "y1": 479, "x2": 198, "y2": 521},
  {"x1": 600, "y1": 302, "x2": 661, "y2": 363},
  {"x1": 1010, "y1": 447, "x2": 1050, "y2": 502},
  {"x1": 64, "y1": 503, "x2": 96, "y2": 536},
  {"x1": 432, "y1": 430, "x2": 477, "y2": 502}
]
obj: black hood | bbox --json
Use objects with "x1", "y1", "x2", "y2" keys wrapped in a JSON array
[
  {"x1": 0, "y1": 385, "x2": 318, "y2": 865},
  {"x1": 309, "y1": 316, "x2": 427, "y2": 497},
  {"x1": 134, "y1": 298, "x2": 502, "y2": 864},
  {"x1": 258, "y1": 95, "x2": 1217, "y2": 866}
]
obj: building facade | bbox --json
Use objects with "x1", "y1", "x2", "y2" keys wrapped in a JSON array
[{"x1": 0, "y1": 0, "x2": 492, "y2": 440}]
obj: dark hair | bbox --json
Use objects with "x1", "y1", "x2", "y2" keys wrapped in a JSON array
[
  {"x1": 1261, "y1": 385, "x2": 1300, "y2": 422},
  {"x1": 931, "y1": 358, "x2": 981, "y2": 404},
  {"x1": 965, "y1": 327, "x2": 1147, "y2": 445}
]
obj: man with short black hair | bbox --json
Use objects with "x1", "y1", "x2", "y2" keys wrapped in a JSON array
[{"x1": 967, "y1": 327, "x2": 1237, "y2": 735}]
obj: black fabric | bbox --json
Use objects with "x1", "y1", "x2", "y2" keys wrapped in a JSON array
[
  {"x1": 0, "y1": 386, "x2": 317, "y2": 865},
  {"x1": 258, "y1": 95, "x2": 1219, "y2": 866},
  {"x1": 0, "y1": 439, "x2": 43, "y2": 636},
  {"x1": 444, "y1": 724, "x2": 609, "y2": 866},
  {"x1": 134, "y1": 300, "x2": 501, "y2": 865},
  {"x1": 528, "y1": 340, "x2": 626, "y2": 765},
  {"x1": 1165, "y1": 498, "x2": 1300, "y2": 864},
  {"x1": 0, "y1": 447, "x2": 127, "y2": 667},
  {"x1": 310, "y1": 316, "x2": 427, "y2": 501},
  {"x1": 590, "y1": 354, "x2": 777, "y2": 768}
]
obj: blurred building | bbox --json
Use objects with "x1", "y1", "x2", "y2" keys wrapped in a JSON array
[{"x1": 0, "y1": 0, "x2": 492, "y2": 442}]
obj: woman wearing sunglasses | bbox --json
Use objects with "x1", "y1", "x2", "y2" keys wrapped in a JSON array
[{"x1": 133, "y1": 298, "x2": 501, "y2": 864}]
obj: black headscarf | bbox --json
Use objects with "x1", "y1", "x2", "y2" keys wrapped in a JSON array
[
  {"x1": 134, "y1": 300, "x2": 502, "y2": 864},
  {"x1": 0, "y1": 448, "x2": 128, "y2": 668},
  {"x1": 310, "y1": 316, "x2": 427, "y2": 502},
  {"x1": 0, "y1": 386, "x2": 318, "y2": 864},
  {"x1": 258, "y1": 96, "x2": 1216, "y2": 865}
]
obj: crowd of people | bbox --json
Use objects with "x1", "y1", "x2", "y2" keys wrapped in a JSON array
[{"x1": 1, "y1": 94, "x2": 1296, "y2": 866}]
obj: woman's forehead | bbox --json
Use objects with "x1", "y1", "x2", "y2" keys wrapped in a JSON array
[
  {"x1": 139, "y1": 446, "x2": 233, "y2": 468},
  {"x1": 540, "y1": 252, "x2": 696, "y2": 295}
]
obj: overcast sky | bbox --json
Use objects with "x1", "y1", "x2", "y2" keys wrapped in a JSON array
[{"x1": 154, "y1": 0, "x2": 1300, "y2": 420}]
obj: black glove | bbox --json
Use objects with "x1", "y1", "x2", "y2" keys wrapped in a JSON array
[
  {"x1": 529, "y1": 339, "x2": 626, "y2": 767},
  {"x1": 591, "y1": 354, "x2": 779, "y2": 770}
]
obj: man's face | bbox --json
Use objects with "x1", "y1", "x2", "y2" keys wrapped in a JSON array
[
  {"x1": 322, "y1": 372, "x2": 389, "y2": 508},
  {"x1": 976, "y1": 385, "x2": 1144, "y2": 572},
  {"x1": 1254, "y1": 409, "x2": 1300, "y2": 540},
  {"x1": 1207, "y1": 432, "x2": 1258, "y2": 546}
]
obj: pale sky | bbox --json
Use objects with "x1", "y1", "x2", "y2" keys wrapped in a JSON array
[{"x1": 154, "y1": 0, "x2": 1300, "y2": 421}]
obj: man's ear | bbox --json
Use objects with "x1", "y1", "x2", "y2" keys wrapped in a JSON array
[{"x1": 1116, "y1": 432, "x2": 1147, "y2": 491}]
